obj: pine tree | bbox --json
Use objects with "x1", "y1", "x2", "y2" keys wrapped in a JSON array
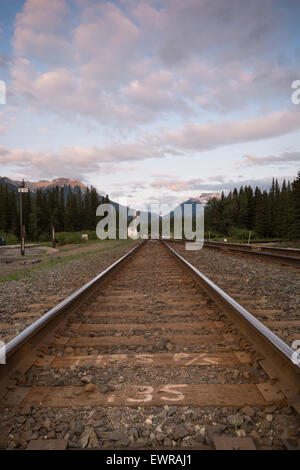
[
  {"x1": 279, "y1": 180, "x2": 288, "y2": 238},
  {"x1": 254, "y1": 188, "x2": 270, "y2": 236},
  {"x1": 238, "y1": 186, "x2": 249, "y2": 228},
  {"x1": 289, "y1": 171, "x2": 300, "y2": 239},
  {"x1": 0, "y1": 183, "x2": 6, "y2": 231}
]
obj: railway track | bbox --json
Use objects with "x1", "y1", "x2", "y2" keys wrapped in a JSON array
[
  {"x1": 169, "y1": 239, "x2": 300, "y2": 267},
  {"x1": 0, "y1": 240, "x2": 299, "y2": 450}
]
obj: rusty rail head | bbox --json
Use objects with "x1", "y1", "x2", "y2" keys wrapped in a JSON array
[{"x1": 3, "y1": 241, "x2": 145, "y2": 362}]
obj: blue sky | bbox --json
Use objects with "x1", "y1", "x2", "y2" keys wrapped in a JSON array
[{"x1": 0, "y1": 0, "x2": 299, "y2": 209}]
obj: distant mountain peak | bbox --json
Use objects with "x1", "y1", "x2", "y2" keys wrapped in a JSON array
[
  {"x1": 183, "y1": 192, "x2": 221, "y2": 205},
  {"x1": 167, "y1": 192, "x2": 221, "y2": 219},
  {"x1": 0, "y1": 176, "x2": 17, "y2": 185},
  {"x1": 26, "y1": 177, "x2": 88, "y2": 191}
]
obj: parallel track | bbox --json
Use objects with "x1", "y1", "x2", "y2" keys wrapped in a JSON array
[
  {"x1": 0, "y1": 240, "x2": 299, "y2": 450},
  {"x1": 169, "y1": 239, "x2": 300, "y2": 267},
  {"x1": 204, "y1": 241, "x2": 300, "y2": 258}
]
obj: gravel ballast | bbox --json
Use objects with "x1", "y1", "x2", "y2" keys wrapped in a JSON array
[
  {"x1": 171, "y1": 244, "x2": 300, "y2": 344},
  {"x1": 0, "y1": 241, "x2": 136, "y2": 343}
]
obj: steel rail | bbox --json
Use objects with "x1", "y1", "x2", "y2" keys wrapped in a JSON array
[
  {"x1": 3, "y1": 241, "x2": 144, "y2": 361},
  {"x1": 163, "y1": 241, "x2": 299, "y2": 368}
]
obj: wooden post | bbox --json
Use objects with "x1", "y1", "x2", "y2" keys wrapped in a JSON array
[
  {"x1": 18, "y1": 183, "x2": 28, "y2": 255},
  {"x1": 21, "y1": 225, "x2": 25, "y2": 256},
  {"x1": 248, "y1": 230, "x2": 252, "y2": 245},
  {"x1": 51, "y1": 224, "x2": 56, "y2": 249}
]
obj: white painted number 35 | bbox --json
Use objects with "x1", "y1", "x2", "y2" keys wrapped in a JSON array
[{"x1": 127, "y1": 384, "x2": 187, "y2": 403}]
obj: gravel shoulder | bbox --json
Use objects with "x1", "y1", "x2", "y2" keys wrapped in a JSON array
[{"x1": 0, "y1": 240, "x2": 120, "y2": 279}]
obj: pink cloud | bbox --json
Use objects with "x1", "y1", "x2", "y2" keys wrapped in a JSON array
[
  {"x1": 241, "y1": 151, "x2": 300, "y2": 166},
  {"x1": 9, "y1": 0, "x2": 300, "y2": 131},
  {"x1": 13, "y1": 0, "x2": 72, "y2": 63},
  {"x1": 161, "y1": 110, "x2": 300, "y2": 151}
]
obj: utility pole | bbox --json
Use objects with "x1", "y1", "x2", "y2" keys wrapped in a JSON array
[{"x1": 18, "y1": 179, "x2": 28, "y2": 256}]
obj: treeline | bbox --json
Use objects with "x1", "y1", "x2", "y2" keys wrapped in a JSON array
[
  {"x1": 0, "y1": 185, "x2": 107, "y2": 242},
  {"x1": 1, "y1": 172, "x2": 299, "y2": 242},
  {"x1": 205, "y1": 172, "x2": 300, "y2": 239}
]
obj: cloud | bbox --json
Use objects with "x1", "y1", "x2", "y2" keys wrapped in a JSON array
[
  {"x1": 159, "y1": 110, "x2": 300, "y2": 151},
  {"x1": 1, "y1": 108, "x2": 300, "y2": 181},
  {"x1": 241, "y1": 151, "x2": 300, "y2": 166},
  {"x1": 13, "y1": 0, "x2": 72, "y2": 64},
  {"x1": 9, "y1": 0, "x2": 300, "y2": 128},
  {"x1": 152, "y1": 178, "x2": 203, "y2": 192},
  {"x1": 123, "y1": 70, "x2": 191, "y2": 114},
  {"x1": 3, "y1": 0, "x2": 300, "y2": 208},
  {"x1": 0, "y1": 142, "x2": 166, "y2": 180},
  {"x1": 151, "y1": 175, "x2": 297, "y2": 193}
]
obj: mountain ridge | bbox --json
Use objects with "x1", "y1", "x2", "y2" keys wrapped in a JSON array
[
  {"x1": 0, "y1": 176, "x2": 88, "y2": 193},
  {"x1": 181, "y1": 192, "x2": 221, "y2": 205}
]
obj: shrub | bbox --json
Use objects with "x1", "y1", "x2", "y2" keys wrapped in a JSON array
[
  {"x1": 204, "y1": 231, "x2": 221, "y2": 240},
  {"x1": 38, "y1": 232, "x2": 52, "y2": 242},
  {"x1": 0, "y1": 233, "x2": 19, "y2": 245},
  {"x1": 55, "y1": 230, "x2": 98, "y2": 245},
  {"x1": 228, "y1": 227, "x2": 252, "y2": 241}
]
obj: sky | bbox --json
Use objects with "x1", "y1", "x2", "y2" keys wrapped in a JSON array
[{"x1": 0, "y1": 0, "x2": 299, "y2": 209}]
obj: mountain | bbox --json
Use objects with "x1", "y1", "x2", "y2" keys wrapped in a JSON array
[
  {"x1": 181, "y1": 192, "x2": 221, "y2": 205},
  {"x1": 162, "y1": 192, "x2": 221, "y2": 224},
  {"x1": 171, "y1": 192, "x2": 220, "y2": 215},
  {"x1": 26, "y1": 178, "x2": 88, "y2": 192},
  {"x1": 0, "y1": 177, "x2": 88, "y2": 193},
  {"x1": 0, "y1": 177, "x2": 20, "y2": 192}
]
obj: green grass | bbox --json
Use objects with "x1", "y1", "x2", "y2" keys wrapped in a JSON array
[
  {"x1": 1, "y1": 230, "x2": 108, "y2": 246},
  {"x1": 57, "y1": 238, "x2": 110, "y2": 252},
  {"x1": 21, "y1": 238, "x2": 105, "y2": 250},
  {"x1": 0, "y1": 239, "x2": 134, "y2": 283},
  {"x1": 54, "y1": 230, "x2": 99, "y2": 245}
]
